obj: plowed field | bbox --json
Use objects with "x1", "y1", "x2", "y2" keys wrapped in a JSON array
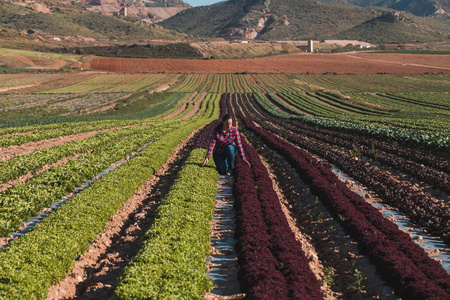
[{"x1": 88, "y1": 52, "x2": 450, "y2": 74}]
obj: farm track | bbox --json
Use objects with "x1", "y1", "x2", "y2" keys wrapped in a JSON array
[{"x1": 46, "y1": 124, "x2": 201, "y2": 300}]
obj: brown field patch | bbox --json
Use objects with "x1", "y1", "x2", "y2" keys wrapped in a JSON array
[{"x1": 87, "y1": 52, "x2": 450, "y2": 74}]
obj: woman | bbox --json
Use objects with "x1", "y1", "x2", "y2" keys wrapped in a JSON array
[{"x1": 202, "y1": 114, "x2": 250, "y2": 175}]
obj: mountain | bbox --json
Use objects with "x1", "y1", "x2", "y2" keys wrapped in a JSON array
[
  {"x1": 317, "y1": 0, "x2": 450, "y2": 18},
  {"x1": 334, "y1": 10, "x2": 450, "y2": 44},
  {"x1": 160, "y1": 0, "x2": 450, "y2": 43},
  {"x1": 3, "y1": 0, "x2": 191, "y2": 23},
  {"x1": 83, "y1": 0, "x2": 191, "y2": 23},
  {"x1": 0, "y1": 0, "x2": 188, "y2": 42},
  {"x1": 160, "y1": 0, "x2": 375, "y2": 40}
]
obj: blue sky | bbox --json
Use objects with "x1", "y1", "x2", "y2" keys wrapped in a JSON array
[{"x1": 184, "y1": 0, "x2": 223, "y2": 7}]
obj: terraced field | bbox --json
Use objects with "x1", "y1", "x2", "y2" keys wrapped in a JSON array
[{"x1": 0, "y1": 69, "x2": 448, "y2": 299}]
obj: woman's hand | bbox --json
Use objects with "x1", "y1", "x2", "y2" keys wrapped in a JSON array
[
  {"x1": 202, "y1": 158, "x2": 209, "y2": 166},
  {"x1": 244, "y1": 159, "x2": 251, "y2": 167}
]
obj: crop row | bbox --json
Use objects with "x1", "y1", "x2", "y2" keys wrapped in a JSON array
[
  {"x1": 312, "y1": 91, "x2": 389, "y2": 115},
  {"x1": 253, "y1": 93, "x2": 450, "y2": 152},
  {"x1": 43, "y1": 74, "x2": 180, "y2": 94},
  {"x1": 254, "y1": 102, "x2": 449, "y2": 192},
  {"x1": 234, "y1": 134, "x2": 323, "y2": 299},
  {"x1": 290, "y1": 74, "x2": 450, "y2": 93},
  {"x1": 0, "y1": 119, "x2": 185, "y2": 184},
  {"x1": 277, "y1": 92, "x2": 449, "y2": 133},
  {"x1": 277, "y1": 114, "x2": 449, "y2": 173},
  {"x1": 251, "y1": 74, "x2": 298, "y2": 93},
  {"x1": 223, "y1": 94, "x2": 322, "y2": 298},
  {"x1": 246, "y1": 94, "x2": 450, "y2": 242},
  {"x1": 234, "y1": 97, "x2": 450, "y2": 299},
  {"x1": 0, "y1": 119, "x2": 187, "y2": 236},
  {"x1": 0, "y1": 94, "x2": 219, "y2": 299},
  {"x1": 112, "y1": 148, "x2": 218, "y2": 299},
  {"x1": 0, "y1": 92, "x2": 190, "y2": 145}
]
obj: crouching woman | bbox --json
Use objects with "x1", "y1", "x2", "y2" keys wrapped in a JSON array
[{"x1": 202, "y1": 114, "x2": 250, "y2": 175}]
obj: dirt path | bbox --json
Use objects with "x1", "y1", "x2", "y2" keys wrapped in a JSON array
[
  {"x1": 0, "y1": 84, "x2": 39, "y2": 93},
  {"x1": 3, "y1": 54, "x2": 68, "y2": 70},
  {"x1": 181, "y1": 91, "x2": 207, "y2": 120},
  {"x1": 342, "y1": 52, "x2": 450, "y2": 71},
  {"x1": 46, "y1": 126, "x2": 202, "y2": 300},
  {"x1": 204, "y1": 175, "x2": 244, "y2": 300},
  {"x1": 163, "y1": 92, "x2": 198, "y2": 120}
]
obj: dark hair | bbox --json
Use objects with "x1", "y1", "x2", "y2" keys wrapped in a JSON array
[
  {"x1": 214, "y1": 114, "x2": 232, "y2": 131},
  {"x1": 222, "y1": 114, "x2": 232, "y2": 122}
]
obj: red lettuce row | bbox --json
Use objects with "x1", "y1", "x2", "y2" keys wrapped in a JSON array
[
  {"x1": 284, "y1": 116, "x2": 450, "y2": 174},
  {"x1": 234, "y1": 98, "x2": 450, "y2": 299},
  {"x1": 228, "y1": 100, "x2": 322, "y2": 299},
  {"x1": 262, "y1": 120, "x2": 449, "y2": 243},
  {"x1": 233, "y1": 151, "x2": 290, "y2": 299},
  {"x1": 244, "y1": 94, "x2": 450, "y2": 243},
  {"x1": 278, "y1": 119, "x2": 449, "y2": 193},
  {"x1": 239, "y1": 138, "x2": 323, "y2": 299}
]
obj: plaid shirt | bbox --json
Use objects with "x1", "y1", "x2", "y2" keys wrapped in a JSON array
[{"x1": 206, "y1": 126, "x2": 246, "y2": 161}]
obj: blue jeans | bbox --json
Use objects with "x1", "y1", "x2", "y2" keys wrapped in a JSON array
[{"x1": 213, "y1": 145, "x2": 237, "y2": 175}]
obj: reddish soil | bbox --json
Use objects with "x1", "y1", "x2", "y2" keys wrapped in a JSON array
[
  {"x1": 163, "y1": 92, "x2": 198, "y2": 119},
  {"x1": 181, "y1": 92, "x2": 207, "y2": 120},
  {"x1": 88, "y1": 52, "x2": 450, "y2": 74}
]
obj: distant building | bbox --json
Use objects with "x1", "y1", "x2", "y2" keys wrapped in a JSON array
[
  {"x1": 308, "y1": 39, "x2": 313, "y2": 53},
  {"x1": 119, "y1": 7, "x2": 128, "y2": 17}
]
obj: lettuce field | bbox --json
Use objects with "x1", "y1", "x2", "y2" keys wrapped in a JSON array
[{"x1": 0, "y1": 68, "x2": 449, "y2": 299}]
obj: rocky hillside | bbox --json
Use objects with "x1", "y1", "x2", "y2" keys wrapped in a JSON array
[
  {"x1": 5, "y1": 0, "x2": 191, "y2": 23},
  {"x1": 160, "y1": 0, "x2": 450, "y2": 43},
  {"x1": 0, "y1": 0, "x2": 188, "y2": 42},
  {"x1": 318, "y1": 0, "x2": 450, "y2": 18},
  {"x1": 84, "y1": 0, "x2": 191, "y2": 22}
]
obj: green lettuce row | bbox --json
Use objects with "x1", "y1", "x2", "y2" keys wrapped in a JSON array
[
  {"x1": 0, "y1": 120, "x2": 186, "y2": 236},
  {"x1": 253, "y1": 93, "x2": 450, "y2": 152},
  {"x1": 0, "y1": 119, "x2": 182, "y2": 184},
  {"x1": 0, "y1": 99, "x2": 218, "y2": 299},
  {"x1": 112, "y1": 148, "x2": 218, "y2": 300},
  {"x1": 0, "y1": 92, "x2": 190, "y2": 147}
]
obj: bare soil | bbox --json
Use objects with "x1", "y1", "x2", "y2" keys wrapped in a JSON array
[
  {"x1": 46, "y1": 126, "x2": 202, "y2": 300},
  {"x1": 88, "y1": 53, "x2": 450, "y2": 74},
  {"x1": 163, "y1": 92, "x2": 198, "y2": 119},
  {"x1": 181, "y1": 91, "x2": 207, "y2": 120}
]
